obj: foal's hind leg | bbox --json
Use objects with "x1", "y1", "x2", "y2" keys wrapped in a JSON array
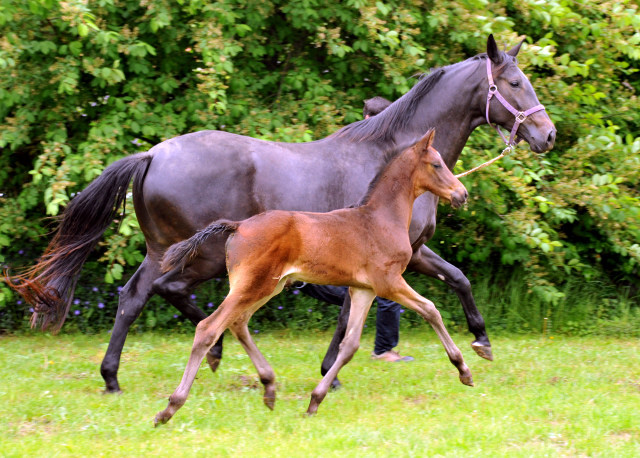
[
  {"x1": 384, "y1": 277, "x2": 473, "y2": 387},
  {"x1": 307, "y1": 288, "x2": 376, "y2": 415},
  {"x1": 152, "y1": 262, "x2": 227, "y2": 373},
  {"x1": 229, "y1": 317, "x2": 277, "y2": 410},
  {"x1": 154, "y1": 277, "x2": 285, "y2": 425}
]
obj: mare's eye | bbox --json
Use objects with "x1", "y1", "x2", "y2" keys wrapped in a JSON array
[
  {"x1": 432, "y1": 162, "x2": 442, "y2": 169},
  {"x1": 510, "y1": 81, "x2": 520, "y2": 88}
]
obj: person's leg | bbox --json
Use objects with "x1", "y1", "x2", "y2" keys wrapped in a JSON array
[
  {"x1": 298, "y1": 283, "x2": 348, "y2": 306},
  {"x1": 372, "y1": 297, "x2": 413, "y2": 362}
]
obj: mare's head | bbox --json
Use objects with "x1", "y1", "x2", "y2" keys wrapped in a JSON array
[
  {"x1": 484, "y1": 34, "x2": 556, "y2": 153},
  {"x1": 412, "y1": 128, "x2": 468, "y2": 208}
]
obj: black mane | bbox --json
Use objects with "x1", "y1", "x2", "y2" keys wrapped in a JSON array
[
  {"x1": 331, "y1": 68, "x2": 445, "y2": 145},
  {"x1": 333, "y1": 50, "x2": 514, "y2": 147}
]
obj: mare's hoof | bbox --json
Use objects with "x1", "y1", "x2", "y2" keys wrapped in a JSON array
[
  {"x1": 471, "y1": 342, "x2": 493, "y2": 361},
  {"x1": 459, "y1": 374, "x2": 474, "y2": 387},
  {"x1": 206, "y1": 354, "x2": 222, "y2": 373},
  {"x1": 103, "y1": 388, "x2": 123, "y2": 395},
  {"x1": 263, "y1": 396, "x2": 276, "y2": 411},
  {"x1": 330, "y1": 378, "x2": 342, "y2": 391}
]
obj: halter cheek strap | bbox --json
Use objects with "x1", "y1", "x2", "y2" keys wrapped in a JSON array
[{"x1": 486, "y1": 58, "x2": 546, "y2": 147}]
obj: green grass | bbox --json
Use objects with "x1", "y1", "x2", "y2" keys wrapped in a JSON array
[{"x1": 1, "y1": 330, "x2": 639, "y2": 457}]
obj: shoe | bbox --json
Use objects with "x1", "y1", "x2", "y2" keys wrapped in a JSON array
[{"x1": 371, "y1": 350, "x2": 414, "y2": 362}]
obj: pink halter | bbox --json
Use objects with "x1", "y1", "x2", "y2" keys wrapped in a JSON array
[{"x1": 486, "y1": 58, "x2": 546, "y2": 147}]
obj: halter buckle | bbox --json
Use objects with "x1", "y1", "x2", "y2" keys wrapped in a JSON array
[
  {"x1": 516, "y1": 112, "x2": 527, "y2": 123},
  {"x1": 488, "y1": 84, "x2": 497, "y2": 94}
]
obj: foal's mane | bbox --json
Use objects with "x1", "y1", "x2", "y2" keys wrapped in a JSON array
[{"x1": 332, "y1": 51, "x2": 514, "y2": 147}]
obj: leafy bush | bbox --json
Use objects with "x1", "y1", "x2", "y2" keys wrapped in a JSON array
[{"x1": 1, "y1": 0, "x2": 638, "y2": 334}]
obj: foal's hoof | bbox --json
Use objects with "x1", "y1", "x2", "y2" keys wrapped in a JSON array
[
  {"x1": 263, "y1": 396, "x2": 276, "y2": 411},
  {"x1": 459, "y1": 373, "x2": 474, "y2": 387},
  {"x1": 206, "y1": 354, "x2": 222, "y2": 373},
  {"x1": 471, "y1": 342, "x2": 493, "y2": 361},
  {"x1": 153, "y1": 411, "x2": 171, "y2": 427},
  {"x1": 330, "y1": 378, "x2": 342, "y2": 391}
]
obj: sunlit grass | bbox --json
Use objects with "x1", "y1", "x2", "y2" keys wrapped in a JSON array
[{"x1": 1, "y1": 330, "x2": 638, "y2": 456}]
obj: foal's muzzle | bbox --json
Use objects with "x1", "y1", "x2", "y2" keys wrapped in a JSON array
[{"x1": 450, "y1": 187, "x2": 469, "y2": 209}]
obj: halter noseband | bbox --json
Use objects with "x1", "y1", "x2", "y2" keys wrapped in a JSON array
[{"x1": 485, "y1": 57, "x2": 546, "y2": 147}]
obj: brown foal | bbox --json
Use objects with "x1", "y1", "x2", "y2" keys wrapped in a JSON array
[{"x1": 154, "y1": 128, "x2": 471, "y2": 425}]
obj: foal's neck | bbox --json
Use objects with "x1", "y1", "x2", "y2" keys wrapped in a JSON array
[{"x1": 360, "y1": 151, "x2": 420, "y2": 230}]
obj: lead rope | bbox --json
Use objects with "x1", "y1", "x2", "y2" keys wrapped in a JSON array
[{"x1": 455, "y1": 144, "x2": 514, "y2": 178}]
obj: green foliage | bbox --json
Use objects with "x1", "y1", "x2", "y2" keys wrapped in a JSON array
[{"x1": 1, "y1": 0, "x2": 639, "y2": 332}]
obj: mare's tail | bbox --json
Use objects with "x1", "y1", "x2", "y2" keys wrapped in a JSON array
[
  {"x1": 5, "y1": 153, "x2": 153, "y2": 332},
  {"x1": 161, "y1": 221, "x2": 239, "y2": 273}
]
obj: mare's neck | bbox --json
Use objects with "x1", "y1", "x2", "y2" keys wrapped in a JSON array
[{"x1": 391, "y1": 59, "x2": 486, "y2": 170}]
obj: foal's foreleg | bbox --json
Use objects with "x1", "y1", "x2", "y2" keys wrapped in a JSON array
[
  {"x1": 386, "y1": 278, "x2": 473, "y2": 387},
  {"x1": 307, "y1": 288, "x2": 376, "y2": 415},
  {"x1": 229, "y1": 318, "x2": 277, "y2": 410}
]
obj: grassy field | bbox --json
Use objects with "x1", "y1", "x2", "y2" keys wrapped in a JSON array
[{"x1": 1, "y1": 329, "x2": 638, "y2": 457}]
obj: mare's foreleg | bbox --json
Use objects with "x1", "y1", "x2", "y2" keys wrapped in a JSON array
[
  {"x1": 101, "y1": 256, "x2": 160, "y2": 393},
  {"x1": 385, "y1": 277, "x2": 473, "y2": 387},
  {"x1": 229, "y1": 318, "x2": 277, "y2": 410},
  {"x1": 409, "y1": 245, "x2": 492, "y2": 361},
  {"x1": 307, "y1": 288, "x2": 376, "y2": 415}
]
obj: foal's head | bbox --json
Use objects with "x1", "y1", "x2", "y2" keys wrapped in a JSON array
[{"x1": 412, "y1": 128, "x2": 468, "y2": 208}]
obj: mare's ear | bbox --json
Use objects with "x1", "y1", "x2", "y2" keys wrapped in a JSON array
[
  {"x1": 487, "y1": 34, "x2": 502, "y2": 65},
  {"x1": 416, "y1": 128, "x2": 436, "y2": 152},
  {"x1": 506, "y1": 37, "x2": 526, "y2": 57}
]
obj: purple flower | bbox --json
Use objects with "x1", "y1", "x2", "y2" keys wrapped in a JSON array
[
  {"x1": 117, "y1": 286, "x2": 123, "y2": 292},
  {"x1": 18, "y1": 250, "x2": 24, "y2": 255},
  {"x1": 292, "y1": 290, "x2": 300, "y2": 295},
  {"x1": 207, "y1": 302, "x2": 214, "y2": 308},
  {"x1": 17, "y1": 300, "x2": 23, "y2": 305},
  {"x1": 173, "y1": 314, "x2": 179, "y2": 318},
  {"x1": 277, "y1": 306, "x2": 283, "y2": 310},
  {"x1": 29, "y1": 307, "x2": 34, "y2": 313},
  {"x1": 308, "y1": 309, "x2": 312, "y2": 313},
  {"x1": 98, "y1": 302, "x2": 105, "y2": 309},
  {"x1": 190, "y1": 294, "x2": 197, "y2": 300},
  {"x1": 400, "y1": 309, "x2": 405, "y2": 314},
  {"x1": 92, "y1": 287, "x2": 99, "y2": 292},
  {"x1": 73, "y1": 299, "x2": 81, "y2": 305},
  {"x1": 253, "y1": 330, "x2": 259, "y2": 334},
  {"x1": 74, "y1": 310, "x2": 80, "y2": 316}
]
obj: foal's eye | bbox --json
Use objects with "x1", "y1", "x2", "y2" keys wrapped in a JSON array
[
  {"x1": 510, "y1": 81, "x2": 520, "y2": 88},
  {"x1": 432, "y1": 162, "x2": 442, "y2": 169}
]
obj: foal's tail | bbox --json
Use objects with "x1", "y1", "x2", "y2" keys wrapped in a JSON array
[
  {"x1": 5, "y1": 153, "x2": 153, "y2": 333},
  {"x1": 161, "y1": 220, "x2": 239, "y2": 273}
]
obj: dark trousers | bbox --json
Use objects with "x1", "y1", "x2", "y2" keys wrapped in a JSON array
[{"x1": 298, "y1": 284, "x2": 401, "y2": 354}]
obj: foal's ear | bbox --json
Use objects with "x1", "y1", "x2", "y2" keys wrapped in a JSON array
[
  {"x1": 486, "y1": 34, "x2": 502, "y2": 65},
  {"x1": 416, "y1": 128, "x2": 436, "y2": 152},
  {"x1": 506, "y1": 37, "x2": 526, "y2": 57}
]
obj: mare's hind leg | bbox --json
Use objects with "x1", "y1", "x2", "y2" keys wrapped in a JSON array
[
  {"x1": 307, "y1": 288, "x2": 376, "y2": 415},
  {"x1": 320, "y1": 293, "x2": 350, "y2": 390},
  {"x1": 229, "y1": 318, "x2": 277, "y2": 410},
  {"x1": 152, "y1": 260, "x2": 228, "y2": 373},
  {"x1": 409, "y1": 245, "x2": 492, "y2": 361},
  {"x1": 101, "y1": 256, "x2": 160, "y2": 393},
  {"x1": 384, "y1": 276, "x2": 473, "y2": 387}
]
